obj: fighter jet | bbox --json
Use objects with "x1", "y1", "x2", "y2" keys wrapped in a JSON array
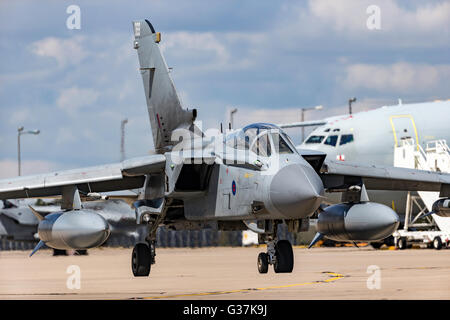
[{"x1": 1, "y1": 20, "x2": 450, "y2": 276}]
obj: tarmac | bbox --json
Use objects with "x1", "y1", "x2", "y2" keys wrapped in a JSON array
[{"x1": 0, "y1": 246, "x2": 449, "y2": 300}]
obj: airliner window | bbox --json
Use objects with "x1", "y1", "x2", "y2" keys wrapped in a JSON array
[
  {"x1": 340, "y1": 134, "x2": 354, "y2": 145},
  {"x1": 271, "y1": 133, "x2": 294, "y2": 154},
  {"x1": 305, "y1": 135, "x2": 325, "y2": 144},
  {"x1": 251, "y1": 133, "x2": 271, "y2": 157},
  {"x1": 324, "y1": 135, "x2": 338, "y2": 146}
]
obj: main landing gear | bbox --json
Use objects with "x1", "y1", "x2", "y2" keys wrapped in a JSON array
[
  {"x1": 257, "y1": 222, "x2": 294, "y2": 273},
  {"x1": 131, "y1": 197, "x2": 167, "y2": 277}
]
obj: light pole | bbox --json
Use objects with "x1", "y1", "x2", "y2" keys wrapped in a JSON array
[
  {"x1": 229, "y1": 108, "x2": 238, "y2": 130},
  {"x1": 17, "y1": 127, "x2": 40, "y2": 176},
  {"x1": 348, "y1": 97, "x2": 356, "y2": 115},
  {"x1": 301, "y1": 105, "x2": 323, "y2": 142},
  {"x1": 120, "y1": 119, "x2": 128, "y2": 162}
]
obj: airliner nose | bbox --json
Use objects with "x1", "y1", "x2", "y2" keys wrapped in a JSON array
[{"x1": 269, "y1": 164, "x2": 324, "y2": 218}]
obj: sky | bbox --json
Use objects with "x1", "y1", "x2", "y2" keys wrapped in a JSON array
[{"x1": 0, "y1": 0, "x2": 449, "y2": 178}]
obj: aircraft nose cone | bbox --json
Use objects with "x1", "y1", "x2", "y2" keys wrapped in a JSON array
[
  {"x1": 53, "y1": 210, "x2": 110, "y2": 249},
  {"x1": 269, "y1": 164, "x2": 324, "y2": 218}
]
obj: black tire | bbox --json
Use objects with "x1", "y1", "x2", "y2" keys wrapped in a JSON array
[
  {"x1": 274, "y1": 240, "x2": 294, "y2": 273},
  {"x1": 257, "y1": 252, "x2": 269, "y2": 274},
  {"x1": 432, "y1": 237, "x2": 442, "y2": 250},
  {"x1": 75, "y1": 249, "x2": 88, "y2": 256},
  {"x1": 52, "y1": 249, "x2": 68, "y2": 256},
  {"x1": 132, "y1": 243, "x2": 151, "y2": 277},
  {"x1": 370, "y1": 242, "x2": 383, "y2": 249},
  {"x1": 384, "y1": 235, "x2": 395, "y2": 247},
  {"x1": 397, "y1": 237, "x2": 407, "y2": 250}
]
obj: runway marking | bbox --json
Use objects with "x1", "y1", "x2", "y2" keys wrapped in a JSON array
[{"x1": 134, "y1": 271, "x2": 344, "y2": 300}]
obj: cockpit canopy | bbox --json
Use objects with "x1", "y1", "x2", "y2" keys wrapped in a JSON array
[
  {"x1": 304, "y1": 128, "x2": 354, "y2": 147},
  {"x1": 226, "y1": 123, "x2": 296, "y2": 157}
]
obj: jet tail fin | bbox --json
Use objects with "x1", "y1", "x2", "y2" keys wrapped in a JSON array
[{"x1": 132, "y1": 19, "x2": 197, "y2": 153}]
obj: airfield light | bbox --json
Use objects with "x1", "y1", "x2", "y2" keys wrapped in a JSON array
[
  {"x1": 17, "y1": 127, "x2": 40, "y2": 176},
  {"x1": 121, "y1": 119, "x2": 128, "y2": 162},
  {"x1": 348, "y1": 97, "x2": 357, "y2": 115},
  {"x1": 230, "y1": 108, "x2": 238, "y2": 130}
]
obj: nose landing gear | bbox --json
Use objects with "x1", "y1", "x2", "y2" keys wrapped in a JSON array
[
  {"x1": 273, "y1": 240, "x2": 294, "y2": 273},
  {"x1": 257, "y1": 222, "x2": 294, "y2": 274},
  {"x1": 258, "y1": 240, "x2": 294, "y2": 274},
  {"x1": 257, "y1": 252, "x2": 269, "y2": 273}
]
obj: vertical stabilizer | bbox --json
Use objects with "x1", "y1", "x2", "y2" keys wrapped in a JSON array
[{"x1": 133, "y1": 19, "x2": 196, "y2": 153}]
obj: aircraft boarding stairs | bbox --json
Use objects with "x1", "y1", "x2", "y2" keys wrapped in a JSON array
[{"x1": 393, "y1": 138, "x2": 450, "y2": 249}]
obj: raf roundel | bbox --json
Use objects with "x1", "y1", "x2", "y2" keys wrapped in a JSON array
[{"x1": 232, "y1": 180, "x2": 237, "y2": 196}]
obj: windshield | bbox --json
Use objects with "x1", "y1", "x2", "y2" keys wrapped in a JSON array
[
  {"x1": 251, "y1": 133, "x2": 271, "y2": 157},
  {"x1": 305, "y1": 135, "x2": 325, "y2": 144},
  {"x1": 340, "y1": 134, "x2": 354, "y2": 145},
  {"x1": 225, "y1": 123, "x2": 295, "y2": 155},
  {"x1": 324, "y1": 135, "x2": 338, "y2": 147},
  {"x1": 271, "y1": 132, "x2": 294, "y2": 154}
]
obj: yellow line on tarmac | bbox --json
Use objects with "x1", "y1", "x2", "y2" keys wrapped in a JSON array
[{"x1": 135, "y1": 272, "x2": 344, "y2": 300}]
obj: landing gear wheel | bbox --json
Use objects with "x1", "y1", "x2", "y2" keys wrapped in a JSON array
[
  {"x1": 257, "y1": 252, "x2": 269, "y2": 274},
  {"x1": 397, "y1": 237, "x2": 407, "y2": 250},
  {"x1": 52, "y1": 249, "x2": 68, "y2": 256},
  {"x1": 432, "y1": 237, "x2": 442, "y2": 250},
  {"x1": 274, "y1": 240, "x2": 294, "y2": 273},
  {"x1": 370, "y1": 242, "x2": 383, "y2": 249},
  {"x1": 132, "y1": 243, "x2": 151, "y2": 277},
  {"x1": 75, "y1": 249, "x2": 88, "y2": 256}
]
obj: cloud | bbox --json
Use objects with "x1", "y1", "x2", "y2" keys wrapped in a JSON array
[
  {"x1": 279, "y1": 0, "x2": 450, "y2": 47},
  {"x1": 55, "y1": 127, "x2": 78, "y2": 146},
  {"x1": 1, "y1": 0, "x2": 449, "y2": 170},
  {"x1": 161, "y1": 32, "x2": 230, "y2": 71},
  {"x1": 30, "y1": 36, "x2": 87, "y2": 67},
  {"x1": 56, "y1": 87, "x2": 100, "y2": 115},
  {"x1": 9, "y1": 108, "x2": 32, "y2": 125},
  {"x1": 161, "y1": 31, "x2": 264, "y2": 73},
  {"x1": 342, "y1": 62, "x2": 450, "y2": 93}
]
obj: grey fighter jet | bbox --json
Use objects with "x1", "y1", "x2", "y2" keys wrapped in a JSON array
[{"x1": 1, "y1": 20, "x2": 450, "y2": 276}]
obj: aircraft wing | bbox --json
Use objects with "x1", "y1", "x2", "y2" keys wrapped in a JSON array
[
  {"x1": 278, "y1": 120, "x2": 328, "y2": 129},
  {"x1": 321, "y1": 160, "x2": 450, "y2": 196},
  {"x1": 0, "y1": 155, "x2": 166, "y2": 200}
]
